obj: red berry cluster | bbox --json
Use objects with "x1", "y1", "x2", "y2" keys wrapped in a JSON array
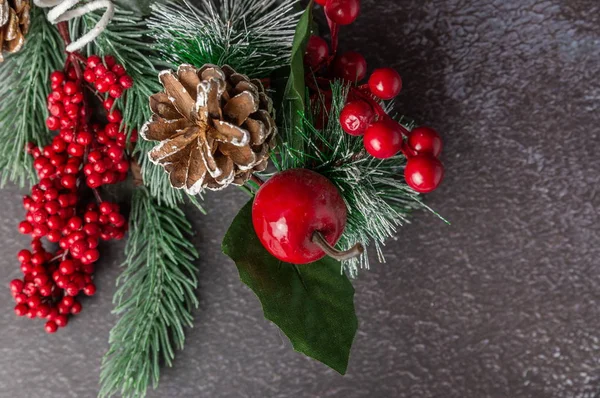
[
  {"x1": 11, "y1": 54, "x2": 133, "y2": 333},
  {"x1": 82, "y1": 55, "x2": 133, "y2": 99},
  {"x1": 340, "y1": 81, "x2": 445, "y2": 193},
  {"x1": 304, "y1": 1, "x2": 445, "y2": 194}
]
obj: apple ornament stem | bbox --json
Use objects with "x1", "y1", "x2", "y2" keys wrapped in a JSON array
[{"x1": 252, "y1": 169, "x2": 364, "y2": 265}]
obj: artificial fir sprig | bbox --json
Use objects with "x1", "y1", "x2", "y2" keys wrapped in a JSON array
[
  {"x1": 148, "y1": 0, "x2": 300, "y2": 78},
  {"x1": 71, "y1": 8, "x2": 204, "y2": 209},
  {"x1": 0, "y1": 6, "x2": 64, "y2": 187},
  {"x1": 100, "y1": 188, "x2": 200, "y2": 398},
  {"x1": 275, "y1": 82, "x2": 436, "y2": 276}
]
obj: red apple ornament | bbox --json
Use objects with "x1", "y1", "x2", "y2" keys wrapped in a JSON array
[{"x1": 252, "y1": 169, "x2": 363, "y2": 264}]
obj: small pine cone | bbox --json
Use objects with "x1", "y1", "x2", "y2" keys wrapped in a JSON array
[
  {"x1": 0, "y1": 0, "x2": 31, "y2": 62},
  {"x1": 141, "y1": 64, "x2": 277, "y2": 193}
]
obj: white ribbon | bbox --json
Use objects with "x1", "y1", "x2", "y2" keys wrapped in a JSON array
[{"x1": 33, "y1": 0, "x2": 115, "y2": 52}]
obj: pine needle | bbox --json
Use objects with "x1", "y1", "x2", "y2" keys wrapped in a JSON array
[
  {"x1": 148, "y1": 0, "x2": 300, "y2": 77},
  {"x1": 0, "y1": 7, "x2": 64, "y2": 187},
  {"x1": 100, "y1": 188, "x2": 200, "y2": 398}
]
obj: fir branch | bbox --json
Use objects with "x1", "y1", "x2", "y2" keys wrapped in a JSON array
[
  {"x1": 0, "y1": 6, "x2": 64, "y2": 187},
  {"x1": 70, "y1": 8, "x2": 204, "y2": 210},
  {"x1": 275, "y1": 82, "x2": 438, "y2": 277},
  {"x1": 100, "y1": 188, "x2": 200, "y2": 398},
  {"x1": 148, "y1": 0, "x2": 300, "y2": 77}
]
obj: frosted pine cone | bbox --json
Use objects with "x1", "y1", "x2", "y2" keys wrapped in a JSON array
[
  {"x1": 0, "y1": 0, "x2": 30, "y2": 62},
  {"x1": 141, "y1": 64, "x2": 277, "y2": 193}
]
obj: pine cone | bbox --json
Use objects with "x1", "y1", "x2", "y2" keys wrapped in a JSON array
[
  {"x1": 141, "y1": 64, "x2": 277, "y2": 193},
  {"x1": 0, "y1": 0, "x2": 30, "y2": 62}
]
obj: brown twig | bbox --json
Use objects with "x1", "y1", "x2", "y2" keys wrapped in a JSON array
[{"x1": 311, "y1": 231, "x2": 364, "y2": 261}]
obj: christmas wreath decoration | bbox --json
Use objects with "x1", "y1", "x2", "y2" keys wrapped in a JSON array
[{"x1": 2, "y1": 0, "x2": 447, "y2": 396}]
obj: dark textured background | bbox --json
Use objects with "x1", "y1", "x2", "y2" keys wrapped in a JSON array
[{"x1": 1, "y1": 0, "x2": 600, "y2": 397}]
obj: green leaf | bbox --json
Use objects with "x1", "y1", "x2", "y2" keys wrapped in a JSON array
[
  {"x1": 283, "y1": 0, "x2": 313, "y2": 150},
  {"x1": 222, "y1": 200, "x2": 358, "y2": 374}
]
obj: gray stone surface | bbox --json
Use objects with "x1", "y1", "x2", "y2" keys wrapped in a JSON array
[{"x1": 1, "y1": 0, "x2": 600, "y2": 397}]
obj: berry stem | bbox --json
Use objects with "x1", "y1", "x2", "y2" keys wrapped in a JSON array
[
  {"x1": 326, "y1": 15, "x2": 340, "y2": 55},
  {"x1": 311, "y1": 231, "x2": 364, "y2": 261},
  {"x1": 349, "y1": 87, "x2": 389, "y2": 121},
  {"x1": 250, "y1": 174, "x2": 265, "y2": 187},
  {"x1": 92, "y1": 188, "x2": 103, "y2": 204},
  {"x1": 57, "y1": 22, "x2": 72, "y2": 48}
]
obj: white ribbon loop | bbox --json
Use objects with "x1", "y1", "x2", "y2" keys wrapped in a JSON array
[{"x1": 33, "y1": 0, "x2": 114, "y2": 52}]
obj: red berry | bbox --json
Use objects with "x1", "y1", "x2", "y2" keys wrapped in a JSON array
[
  {"x1": 10, "y1": 279, "x2": 24, "y2": 294},
  {"x1": 304, "y1": 36, "x2": 329, "y2": 70},
  {"x1": 87, "y1": 55, "x2": 102, "y2": 69},
  {"x1": 108, "y1": 84, "x2": 124, "y2": 99},
  {"x1": 33, "y1": 274, "x2": 49, "y2": 287},
  {"x1": 116, "y1": 160, "x2": 129, "y2": 173},
  {"x1": 50, "y1": 71, "x2": 64, "y2": 85},
  {"x1": 39, "y1": 285, "x2": 53, "y2": 297},
  {"x1": 76, "y1": 131, "x2": 93, "y2": 146},
  {"x1": 404, "y1": 155, "x2": 444, "y2": 193},
  {"x1": 112, "y1": 64, "x2": 126, "y2": 76},
  {"x1": 61, "y1": 175, "x2": 78, "y2": 190},
  {"x1": 71, "y1": 92, "x2": 84, "y2": 104},
  {"x1": 107, "y1": 146, "x2": 123, "y2": 160},
  {"x1": 88, "y1": 151, "x2": 103, "y2": 164},
  {"x1": 95, "y1": 64, "x2": 108, "y2": 77},
  {"x1": 17, "y1": 249, "x2": 32, "y2": 263},
  {"x1": 70, "y1": 301, "x2": 82, "y2": 315},
  {"x1": 27, "y1": 296, "x2": 41, "y2": 309},
  {"x1": 63, "y1": 81, "x2": 79, "y2": 96},
  {"x1": 333, "y1": 51, "x2": 367, "y2": 82},
  {"x1": 103, "y1": 72, "x2": 117, "y2": 85},
  {"x1": 67, "y1": 143, "x2": 85, "y2": 157},
  {"x1": 56, "y1": 276, "x2": 68, "y2": 289},
  {"x1": 65, "y1": 283, "x2": 79, "y2": 297},
  {"x1": 99, "y1": 202, "x2": 114, "y2": 215},
  {"x1": 325, "y1": 0, "x2": 360, "y2": 25},
  {"x1": 407, "y1": 126, "x2": 442, "y2": 158},
  {"x1": 14, "y1": 304, "x2": 28, "y2": 317},
  {"x1": 104, "y1": 55, "x2": 116, "y2": 68},
  {"x1": 83, "y1": 249, "x2": 99, "y2": 264},
  {"x1": 107, "y1": 109, "x2": 122, "y2": 123},
  {"x1": 14, "y1": 293, "x2": 27, "y2": 304},
  {"x1": 49, "y1": 103, "x2": 64, "y2": 118},
  {"x1": 368, "y1": 68, "x2": 403, "y2": 100},
  {"x1": 118, "y1": 75, "x2": 133, "y2": 89},
  {"x1": 363, "y1": 119, "x2": 406, "y2": 159},
  {"x1": 36, "y1": 304, "x2": 50, "y2": 318},
  {"x1": 19, "y1": 221, "x2": 33, "y2": 234},
  {"x1": 96, "y1": 81, "x2": 110, "y2": 93},
  {"x1": 103, "y1": 97, "x2": 115, "y2": 111},
  {"x1": 252, "y1": 169, "x2": 347, "y2": 264},
  {"x1": 339, "y1": 101, "x2": 375, "y2": 136},
  {"x1": 83, "y1": 69, "x2": 97, "y2": 83},
  {"x1": 46, "y1": 116, "x2": 60, "y2": 130},
  {"x1": 59, "y1": 260, "x2": 75, "y2": 275},
  {"x1": 84, "y1": 211, "x2": 99, "y2": 223},
  {"x1": 62, "y1": 296, "x2": 75, "y2": 308},
  {"x1": 68, "y1": 216, "x2": 83, "y2": 231},
  {"x1": 55, "y1": 315, "x2": 68, "y2": 327},
  {"x1": 45, "y1": 320, "x2": 58, "y2": 333},
  {"x1": 108, "y1": 212, "x2": 125, "y2": 227},
  {"x1": 87, "y1": 173, "x2": 103, "y2": 188},
  {"x1": 83, "y1": 283, "x2": 96, "y2": 296}
]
